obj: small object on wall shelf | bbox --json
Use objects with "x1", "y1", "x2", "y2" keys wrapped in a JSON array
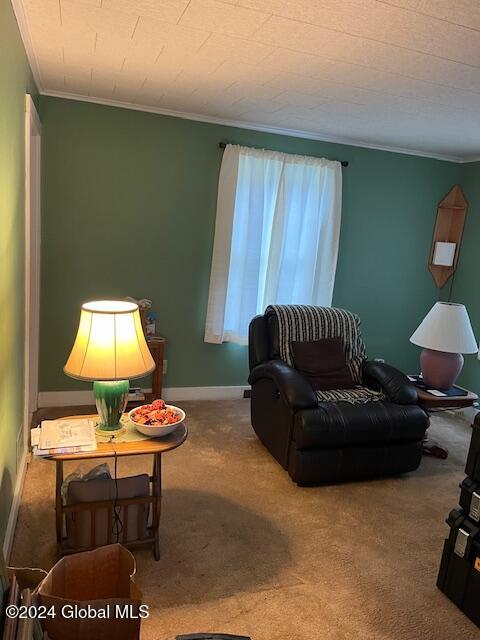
[
  {"x1": 428, "y1": 185, "x2": 468, "y2": 288},
  {"x1": 433, "y1": 241, "x2": 456, "y2": 267}
]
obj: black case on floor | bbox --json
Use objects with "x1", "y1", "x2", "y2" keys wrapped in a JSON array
[
  {"x1": 465, "y1": 417, "x2": 480, "y2": 484},
  {"x1": 459, "y1": 477, "x2": 480, "y2": 523},
  {"x1": 437, "y1": 508, "x2": 480, "y2": 627}
]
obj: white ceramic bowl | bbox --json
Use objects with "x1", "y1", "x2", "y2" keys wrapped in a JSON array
[{"x1": 128, "y1": 404, "x2": 185, "y2": 438}]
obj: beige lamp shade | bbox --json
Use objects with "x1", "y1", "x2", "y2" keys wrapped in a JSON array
[
  {"x1": 410, "y1": 302, "x2": 478, "y2": 354},
  {"x1": 64, "y1": 300, "x2": 156, "y2": 381}
]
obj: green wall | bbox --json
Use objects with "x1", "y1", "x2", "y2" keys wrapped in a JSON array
[
  {"x1": 39, "y1": 96, "x2": 464, "y2": 393},
  {"x1": 0, "y1": 0, "x2": 37, "y2": 545},
  {"x1": 449, "y1": 162, "x2": 480, "y2": 394}
]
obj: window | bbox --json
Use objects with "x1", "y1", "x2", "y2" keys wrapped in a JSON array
[{"x1": 204, "y1": 144, "x2": 342, "y2": 345}]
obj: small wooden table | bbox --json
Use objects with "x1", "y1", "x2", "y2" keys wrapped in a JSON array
[
  {"x1": 47, "y1": 414, "x2": 187, "y2": 560},
  {"x1": 146, "y1": 336, "x2": 166, "y2": 402},
  {"x1": 416, "y1": 385, "x2": 478, "y2": 459}
]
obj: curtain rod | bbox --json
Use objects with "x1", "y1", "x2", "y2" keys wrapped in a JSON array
[{"x1": 218, "y1": 141, "x2": 349, "y2": 167}]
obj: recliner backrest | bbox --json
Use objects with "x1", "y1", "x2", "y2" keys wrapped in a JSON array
[{"x1": 250, "y1": 305, "x2": 367, "y2": 383}]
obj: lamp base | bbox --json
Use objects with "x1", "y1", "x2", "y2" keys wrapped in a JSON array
[
  {"x1": 420, "y1": 349, "x2": 464, "y2": 390},
  {"x1": 93, "y1": 380, "x2": 129, "y2": 431}
]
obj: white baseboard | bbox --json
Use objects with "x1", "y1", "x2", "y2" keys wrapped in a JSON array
[
  {"x1": 163, "y1": 385, "x2": 249, "y2": 401},
  {"x1": 3, "y1": 451, "x2": 28, "y2": 563},
  {"x1": 38, "y1": 385, "x2": 249, "y2": 408}
]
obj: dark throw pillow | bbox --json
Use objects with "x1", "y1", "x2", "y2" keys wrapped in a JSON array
[{"x1": 290, "y1": 337, "x2": 354, "y2": 391}]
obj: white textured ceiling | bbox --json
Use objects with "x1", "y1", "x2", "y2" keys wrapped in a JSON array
[{"x1": 18, "y1": 0, "x2": 480, "y2": 160}]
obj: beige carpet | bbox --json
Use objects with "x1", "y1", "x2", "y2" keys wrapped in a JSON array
[{"x1": 11, "y1": 400, "x2": 480, "y2": 640}]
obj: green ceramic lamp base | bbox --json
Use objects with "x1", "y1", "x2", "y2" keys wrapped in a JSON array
[{"x1": 93, "y1": 380, "x2": 129, "y2": 431}]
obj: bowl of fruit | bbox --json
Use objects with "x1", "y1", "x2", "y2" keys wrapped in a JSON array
[{"x1": 128, "y1": 399, "x2": 185, "y2": 437}]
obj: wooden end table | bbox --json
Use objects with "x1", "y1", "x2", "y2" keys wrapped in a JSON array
[
  {"x1": 47, "y1": 414, "x2": 187, "y2": 560},
  {"x1": 416, "y1": 385, "x2": 478, "y2": 459},
  {"x1": 146, "y1": 336, "x2": 166, "y2": 402}
]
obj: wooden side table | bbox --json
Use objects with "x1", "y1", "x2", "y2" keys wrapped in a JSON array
[
  {"x1": 47, "y1": 414, "x2": 187, "y2": 560},
  {"x1": 416, "y1": 385, "x2": 478, "y2": 459},
  {"x1": 146, "y1": 336, "x2": 166, "y2": 401}
]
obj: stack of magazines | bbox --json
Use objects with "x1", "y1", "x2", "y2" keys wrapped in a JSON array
[{"x1": 31, "y1": 418, "x2": 97, "y2": 457}]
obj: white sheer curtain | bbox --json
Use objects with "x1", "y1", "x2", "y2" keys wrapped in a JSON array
[{"x1": 204, "y1": 144, "x2": 342, "y2": 345}]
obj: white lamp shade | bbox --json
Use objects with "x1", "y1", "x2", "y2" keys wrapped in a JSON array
[
  {"x1": 64, "y1": 300, "x2": 156, "y2": 381},
  {"x1": 410, "y1": 302, "x2": 478, "y2": 354}
]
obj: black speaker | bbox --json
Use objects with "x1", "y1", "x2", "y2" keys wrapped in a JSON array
[
  {"x1": 437, "y1": 508, "x2": 480, "y2": 627},
  {"x1": 459, "y1": 477, "x2": 480, "y2": 523},
  {"x1": 465, "y1": 416, "x2": 480, "y2": 484}
]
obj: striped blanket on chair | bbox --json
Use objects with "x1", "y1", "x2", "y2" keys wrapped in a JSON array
[{"x1": 266, "y1": 304, "x2": 386, "y2": 404}]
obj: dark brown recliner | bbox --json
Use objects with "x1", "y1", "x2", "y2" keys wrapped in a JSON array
[{"x1": 248, "y1": 305, "x2": 429, "y2": 485}]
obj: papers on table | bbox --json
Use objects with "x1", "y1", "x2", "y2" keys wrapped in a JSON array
[
  {"x1": 31, "y1": 419, "x2": 97, "y2": 457},
  {"x1": 40, "y1": 419, "x2": 96, "y2": 449}
]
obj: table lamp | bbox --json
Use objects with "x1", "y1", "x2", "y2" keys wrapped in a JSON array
[
  {"x1": 64, "y1": 300, "x2": 155, "y2": 431},
  {"x1": 410, "y1": 301, "x2": 477, "y2": 389}
]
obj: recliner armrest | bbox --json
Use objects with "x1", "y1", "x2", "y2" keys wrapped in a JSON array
[
  {"x1": 248, "y1": 360, "x2": 318, "y2": 411},
  {"x1": 363, "y1": 360, "x2": 417, "y2": 405}
]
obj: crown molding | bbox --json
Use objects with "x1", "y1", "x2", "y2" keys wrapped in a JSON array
[
  {"x1": 10, "y1": 0, "x2": 43, "y2": 92},
  {"x1": 459, "y1": 156, "x2": 480, "y2": 164},
  {"x1": 41, "y1": 89, "x2": 474, "y2": 163}
]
